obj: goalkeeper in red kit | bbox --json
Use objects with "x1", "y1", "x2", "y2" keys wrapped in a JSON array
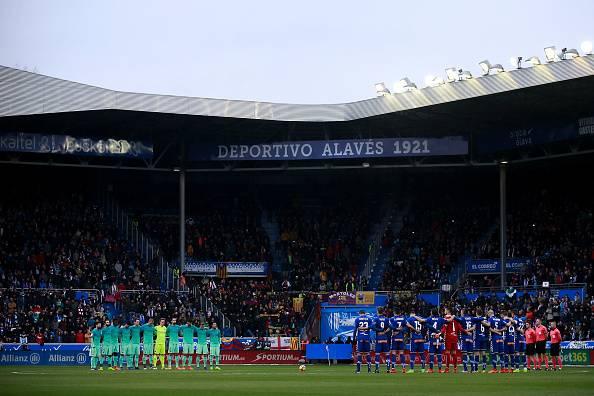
[{"x1": 436, "y1": 314, "x2": 470, "y2": 373}]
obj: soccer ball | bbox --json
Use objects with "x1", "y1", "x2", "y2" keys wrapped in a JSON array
[{"x1": 299, "y1": 364, "x2": 306, "y2": 372}]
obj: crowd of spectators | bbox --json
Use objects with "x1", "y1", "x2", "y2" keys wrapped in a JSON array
[
  {"x1": 0, "y1": 288, "x2": 101, "y2": 343},
  {"x1": 471, "y1": 190, "x2": 593, "y2": 289},
  {"x1": 381, "y1": 199, "x2": 494, "y2": 291},
  {"x1": 189, "y1": 277, "x2": 315, "y2": 337},
  {"x1": 276, "y1": 195, "x2": 374, "y2": 292},
  {"x1": 139, "y1": 197, "x2": 270, "y2": 263},
  {"x1": 0, "y1": 194, "x2": 157, "y2": 292}
]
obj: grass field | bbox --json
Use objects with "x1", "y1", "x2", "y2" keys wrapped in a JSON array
[{"x1": 1, "y1": 365, "x2": 593, "y2": 396}]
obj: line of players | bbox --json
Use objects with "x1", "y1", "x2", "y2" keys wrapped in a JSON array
[
  {"x1": 89, "y1": 317, "x2": 222, "y2": 371},
  {"x1": 353, "y1": 307, "x2": 563, "y2": 374}
]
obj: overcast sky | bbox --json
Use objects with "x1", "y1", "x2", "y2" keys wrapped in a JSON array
[{"x1": 0, "y1": 0, "x2": 592, "y2": 104}]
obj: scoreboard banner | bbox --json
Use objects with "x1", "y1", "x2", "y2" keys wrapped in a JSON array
[
  {"x1": 189, "y1": 137, "x2": 468, "y2": 161},
  {"x1": 0, "y1": 132, "x2": 153, "y2": 159}
]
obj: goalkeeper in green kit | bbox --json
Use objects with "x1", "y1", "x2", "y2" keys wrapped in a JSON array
[
  {"x1": 196, "y1": 322, "x2": 209, "y2": 370},
  {"x1": 129, "y1": 319, "x2": 142, "y2": 369},
  {"x1": 208, "y1": 322, "x2": 222, "y2": 370},
  {"x1": 180, "y1": 319, "x2": 198, "y2": 370}
]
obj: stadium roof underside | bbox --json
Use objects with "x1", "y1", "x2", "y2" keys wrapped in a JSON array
[{"x1": 0, "y1": 57, "x2": 593, "y2": 172}]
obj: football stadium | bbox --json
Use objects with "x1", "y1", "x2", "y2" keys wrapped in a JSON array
[{"x1": 1, "y1": 3, "x2": 594, "y2": 396}]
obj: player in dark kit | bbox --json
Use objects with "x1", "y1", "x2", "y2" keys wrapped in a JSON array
[
  {"x1": 472, "y1": 307, "x2": 490, "y2": 373},
  {"x1": 456, "y1": 308, "x2": 476, "y2": 373},
  {"x1": 406, "y1": 311, "x2": 426, "y2": 373},
  {"x1": 373, "y1": 308, "x2": 390, "y2": 373},
  {"x1": 388, "y1": 309, "x2": 408, "y2": 373},
  {"x1": 354, "y1": 310, "x2": 373, "y2": 374},
  {"x1": 416, "y1": 309, "x2": 446, "y2": 373},
  {"x1": 487, "y1": 310, "x2": 507, "y2": 373}
]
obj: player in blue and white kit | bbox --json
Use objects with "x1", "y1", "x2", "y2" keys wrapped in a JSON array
[
  {"x1": 373, "y1": 308, "x2": 391, "y2": 373},
  {"x1": 354, "y1": 310, "x2": 374, "y2": 374},
  {"x1": 416, "y1": 309, "x2": 446, "y2": 373},
  {"x1": 406, "y1": 310, "x2": 426, "y2": 373},
  {"x1": 456, "y1": 308, "x2": 476, "y2": 373},
  {"x1": 502, "y1": 310, "x2": 517, "y2": 373},
  {"x1": 514, "y1": 311, "x2": 527, "y2": 372},
  {"x1": 487, "y1": 309, "x2": 506, "y2": 373},
  {"x1": 388, "y1": 309, "x2": 407, "y2": 373},
  {"x1": 472, "y1": 307, "x2": 490, "y2": 373}
]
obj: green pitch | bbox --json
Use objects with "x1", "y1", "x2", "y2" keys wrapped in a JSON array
[{"x1": 1, "y1": 366, "x2": 593, "y2": 396}]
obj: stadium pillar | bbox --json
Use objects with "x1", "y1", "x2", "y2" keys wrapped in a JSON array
[
  {"x1": 179, "y1": 169, "x2": 186, "y2": 290},
  {"x1": 499, "y1": 163, "x2": 507, "y2": 289}
]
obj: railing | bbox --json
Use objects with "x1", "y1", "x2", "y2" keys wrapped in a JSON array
[
  {"x1": 0, "y1": 287, "x2": 102, "y2": 301},
  {"x1": 457, "y1": 283, "x2": 586, "y2": 294},
  {"x1": 98, "y1": 190, "x2": 175, "y2": 290},
  {"x1": 299, "y1": 301, "x2": 320, "y2": 342},
  {"x1": 191, "y1": 285, "x2": 237, "y2": 336},
  {"x1": 360, "y1": 201, "x2": 401, "y2": 284}
]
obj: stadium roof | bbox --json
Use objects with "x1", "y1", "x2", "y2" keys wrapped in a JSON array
[{"x1": 1, "y1": 56, "x2": 594, "y2": 122}]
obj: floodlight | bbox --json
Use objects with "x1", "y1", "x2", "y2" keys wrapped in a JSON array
[
  {"x1": 458, "y1": 70, "x2": 473, "y2": 80},
  {"x1": 525, "y1": 56, "x2": 541, "y2": 66},
  {"x1": 560, "y1": 48, "x2": 579, "y2": 60},
  {"x1": 445, "y1": 67, "x2": 458, "y2": 82},
  {"x1": 478, "y1": 60, "x2": 504, "y2": 75},
  {"x1": 544, "y1": 46, "x2": 557, "y2": 62},
  {"x1": 581, "y1": 40, "x2": 593, "y2": 55},
  {"x1": 393, "y1": 77, "x2": 417, "y2": 93},
  {"x1": 509, "y1": 56, "x2": 522, "y2": 69},
  {"x1": 424, "y1": 74, "x2": 444, "y2": 87},
  {"x1": 374, "y1": 82, "x2": 390, "y2": 96}
]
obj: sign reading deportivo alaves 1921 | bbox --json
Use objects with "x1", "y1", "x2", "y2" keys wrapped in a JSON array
[{"x1": 189, "y1": 137, "x2": 468, "y2": 161}]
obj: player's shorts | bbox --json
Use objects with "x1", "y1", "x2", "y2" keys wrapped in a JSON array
[
  {"x1": 183, "y1": 342, "x2": 195, "y2": 354},
  {"x1": 154, "y1": 343, "x2": 166, "y2": 355},
  {"x1": 462, "y1": 339, "x2": 474, "y2": 353},
  {"x1": 168, "y1": 341, "x2": 180, "y2": 354},
  {"x1": 90, "y1": 345, "x2": 102, "y2": 358},
  {"x1": 102, "y1": 344, "x2": 114, "y2": 356},
  {"x1": 535, "y1": 341, "x2": 546, "y2": 354},
  {"x1": 428, "y1": 341, "x2": 444, "y2": 354},
  {"x1": 550, "y1": 343, "x2": 560, "y2": 357},
  {"x1": 357, "y1": 340, "x2": 371, "y2": 353},
  {"x1": 120, "y1": 343, "x2": 130, "y2": 355},
  {"x1": 196, "y1": 343, "x2": 209, "y2": 355},
  {"x1": 390, "y1": 340, "x2": 405, "y2": 351},
  {"x1": 143, "y1": 342, "x2": 154, "y2": 355},
  {"x1": 445, "y1": 341, "x2": 458, "y2": 351},
  {"x1": 526, "y1": 343, "x2": 535, "y2": 356},
  {"x1": 130, "y1": 344, "x2": 141, "y2": 356},
  {"x1": 111, "y1": 343, "x2": 120, "y2": 355},
  {"x1": 515, "y1": 340, "x2": 525, "y2": 353},
  {"x1": 474, "y1": 337, "x2": 488, "y2": 351},
  {"x1": 410, "y1": 340, "x2": 425, "y2": 353},
  {"x1": 504, "y1": 342, "x2": 515, "y2": 354},
  {"x1": 490, "y1": 338, "x2": 504, "y2": 354},
  {"x1": 375, "y1": 341, "x2": 390, "y2": 353},
  {"x1": 210, "y1": 345, "x2": 221, "y2": 356}
]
